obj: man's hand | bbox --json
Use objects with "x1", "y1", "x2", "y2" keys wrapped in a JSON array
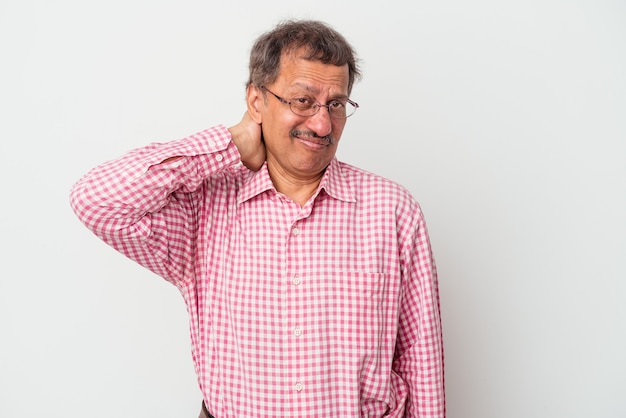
[{"x1": 228, "y1": 112, "x2": 265, "y2": 171}]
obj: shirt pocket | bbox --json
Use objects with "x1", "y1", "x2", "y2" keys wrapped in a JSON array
[{"x1": 311, "y1": 271, "x2": 389, "y2": 354}]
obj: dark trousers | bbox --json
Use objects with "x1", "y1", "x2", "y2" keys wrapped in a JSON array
[{"x1": 198, "y1": 401, "x2": 215, "y2": 418}]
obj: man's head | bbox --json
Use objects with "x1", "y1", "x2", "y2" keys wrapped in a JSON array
[
  {"x1": 247, "y1": 20, "x2": 361, "y2": 95},
  {"x1": 245, "y1": 20, "x2": 361, "y2": 193}
]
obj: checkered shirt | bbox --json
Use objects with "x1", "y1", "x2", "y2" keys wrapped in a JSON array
[{"x1": 70, "y1": 125, "x2": 445, "y2": 417}]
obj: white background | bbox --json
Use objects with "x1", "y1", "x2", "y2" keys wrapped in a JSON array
[{"x1": 1, "y1": 0, "x2": 624, "y2": 417}]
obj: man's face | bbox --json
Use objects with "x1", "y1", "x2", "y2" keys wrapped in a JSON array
[{"x1": 255, "y1": 50, "x2": 350, "y2": 182}]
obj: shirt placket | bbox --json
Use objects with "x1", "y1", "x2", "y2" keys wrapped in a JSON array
[{"x1": 283, "y1": 203, "x2": 312, "y2": 412}]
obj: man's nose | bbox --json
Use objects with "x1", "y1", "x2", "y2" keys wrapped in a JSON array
[{"x1": 305, "y1": 106, "x2": 333, "y2": 138}]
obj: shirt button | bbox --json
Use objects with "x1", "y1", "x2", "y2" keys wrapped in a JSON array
[
  {"x1": 292, "y1": 275, "x2": 301, "y2": 286},
  {"x1": 292, "y1": 226, "x2": 300, "y2": 236},
  {"x1": 293, "y1": 327, "x2": 302, "y2": 337},
  {"x1": 294, "y1": 382, "x2": 303, "y2": 392},
  {"x1": 215, "y1": 154, "x2": 223, "y2": 162}
]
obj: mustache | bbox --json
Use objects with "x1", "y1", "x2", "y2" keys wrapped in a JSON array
[{"x1": 290, "y1": 129, "x2": 334, "y2": 145}]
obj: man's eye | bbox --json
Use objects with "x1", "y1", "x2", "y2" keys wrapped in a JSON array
[
  {"x1": 293, "y1": 98, "x2": 314, "y2": 109},
  {"x1": 329, "y1": 101, "x2": 345, "y2": 109}
]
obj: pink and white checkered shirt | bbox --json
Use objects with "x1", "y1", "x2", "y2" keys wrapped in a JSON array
[{"x1": 70, "y1": 125, "x2": 445, "y2": 417}]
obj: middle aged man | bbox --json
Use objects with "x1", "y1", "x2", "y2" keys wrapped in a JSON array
[{"x1": 70, "y1": 19, "x2": 445, "y2": 417}]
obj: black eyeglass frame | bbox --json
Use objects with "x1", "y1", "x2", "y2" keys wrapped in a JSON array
[{"x1": 260, "y1": 85, "x2": 359, "y2": 119}]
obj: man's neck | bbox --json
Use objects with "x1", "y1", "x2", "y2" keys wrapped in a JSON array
[{"x1": 268, "y1": 166, "x2": 325, "y2": 207}]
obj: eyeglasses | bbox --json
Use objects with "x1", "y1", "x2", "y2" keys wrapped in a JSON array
[{"x1": 260, "y1": 86, "x2": 359, "y2": 119}]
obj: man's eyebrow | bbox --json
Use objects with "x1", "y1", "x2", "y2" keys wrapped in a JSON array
[
  {"x1": 289, "y1": 83, "x2": 349, "y2": 100},
  {"x1": 289, "y1": 83, "x2": 318, "y2": 94}
]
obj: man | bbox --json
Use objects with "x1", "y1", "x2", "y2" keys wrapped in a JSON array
[{"x1": 70, "y1": 19, "x2": 445, "y2": 417}]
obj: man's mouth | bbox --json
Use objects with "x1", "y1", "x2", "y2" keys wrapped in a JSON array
[{"x1": 290, "y1": 129, "x2": 334, "y2": 146}]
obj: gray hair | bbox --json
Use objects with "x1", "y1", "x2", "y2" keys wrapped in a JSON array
[{"x1": 247, "y1": 20, "x2": 361, "y2": 94}]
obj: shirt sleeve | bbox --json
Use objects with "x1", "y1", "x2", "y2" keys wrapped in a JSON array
[
  {"x1": 69, "y1": 125, "x2": 241, "y2": 287},
  {"x1": 393, "y1": 205, "x2": 446, "y2": 417}
]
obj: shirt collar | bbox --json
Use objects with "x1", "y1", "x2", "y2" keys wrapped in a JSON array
[
  {"x1": 237, "y1": 163, "x2": 275, "y2": 204},
  {"x1": 237, "y1": 158, "x2": 356, "y2": 205},
  {"x1": 318, "y1": 158, "x2": 357, "y2": 203}
]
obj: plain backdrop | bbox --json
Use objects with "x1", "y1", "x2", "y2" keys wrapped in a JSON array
[{"x1": 1, "y1": 1, "x2": 624, "y2": 417}]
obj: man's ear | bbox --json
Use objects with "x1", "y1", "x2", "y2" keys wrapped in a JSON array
[{"x1": 246, "y1": 84, "x2": 263, "y2": 123}]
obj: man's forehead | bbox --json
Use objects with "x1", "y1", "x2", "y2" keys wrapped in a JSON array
[{"x1": 276, "y1": 50, "x2": 349, "y2": 88}]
